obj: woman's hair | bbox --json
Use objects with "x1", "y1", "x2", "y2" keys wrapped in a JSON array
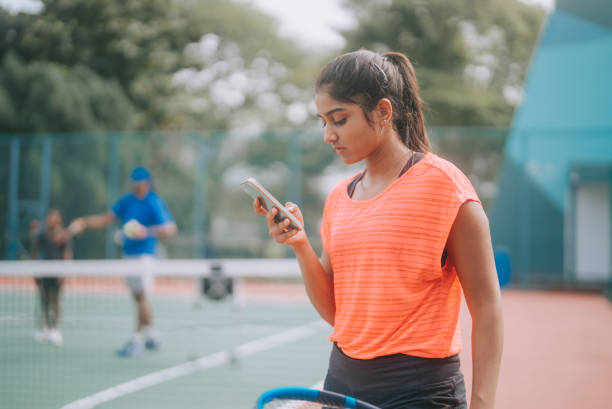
[{"x1": 315, "y1": 49, "x2": 431, "y2": 152}]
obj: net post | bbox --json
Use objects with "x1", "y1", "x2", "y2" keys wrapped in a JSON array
[
  {"x1": 7, "y1": 136, "x2": 20, "y2": 260},
  {"x1": 192, "y1": 135, "x2": 210, "y2": 258},
  {"x1": 286, "y1": 130, "x2": 302, "y2": 206},
  {"x1": 105, "y1": 133, "x2": 120, "y2": 259},
  {"x1": 39, "y1": 135, "x2": 52, "y2": 224},
  {"x1": 286, "y1": 131, "x2": 302, "y2": 258}
]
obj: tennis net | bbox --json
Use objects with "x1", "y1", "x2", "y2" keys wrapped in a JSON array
[{"x1": 0, "y1": 258, "x2": 331, "y2": 409}]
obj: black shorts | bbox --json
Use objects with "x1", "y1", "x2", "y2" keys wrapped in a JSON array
[
  {"x1": 36, "y1": 277, "x2": 62, "y2": 291},
  {"x1": 324, "y1": 343, "x2": 467, "y2": 409}
]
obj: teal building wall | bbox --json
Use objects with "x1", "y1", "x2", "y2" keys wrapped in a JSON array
[{"x1": 491, "y1": 0, "x2": 612, "y2": 281}]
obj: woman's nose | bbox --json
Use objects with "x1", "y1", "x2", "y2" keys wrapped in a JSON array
[{"x1": 323, "y1": 126, "x2": 337, "y2": 144}]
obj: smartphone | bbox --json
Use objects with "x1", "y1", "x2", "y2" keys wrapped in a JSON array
[{"x1": 240, "y1": 177, "x2": 303, "y2": 231}]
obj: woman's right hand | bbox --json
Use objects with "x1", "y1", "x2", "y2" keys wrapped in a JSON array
[{"x1": 253, "y1": 198, "x2": 307, "y2": 248}]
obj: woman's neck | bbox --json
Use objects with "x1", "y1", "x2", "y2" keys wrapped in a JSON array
[
  {"x1": 363, "y1": 137, "x2": 412, "y2": 183},
  {"x1": 351, "y1": 136, "x2": 412, "y2": 201}
]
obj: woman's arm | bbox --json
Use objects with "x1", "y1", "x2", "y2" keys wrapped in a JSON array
[
  {"x1": 254, "y1": 200, "x2": 336, "y2": 325},
  {"x1": 447, "y1": 201, "x2": 503, "y2": 409},
  {"x1": 292, "y1": 240, "x2": 335, "y2": 326}
]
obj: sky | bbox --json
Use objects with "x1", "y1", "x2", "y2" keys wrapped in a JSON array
[
  {"x1": 248, "y1": 0, "x2": 555, "y2": 49},
  {"x1": 0, "y1": 0, "x2": 41, "y2": 13},
  {"x1": 1, "y1": 0, "x2": 556, "y2": 49},
  {"x1": 246, "y1": 0, "x2": 356, "y2": 50}
]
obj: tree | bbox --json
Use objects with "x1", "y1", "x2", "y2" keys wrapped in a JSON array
[
  {"x1": 0, "y1": 53, "x2": 132, "y2": 132},
  {"x1": 0, "y1": 0, "x2": 313, "y2": 131},
  {"x1": 340, "y1": 0, "x2": 546, "y2": 126}
]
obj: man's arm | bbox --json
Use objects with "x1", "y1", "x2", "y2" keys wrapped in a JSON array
[
  {"x1": 149, "y1": 222, "x2": 178, "y2": 238},
  {"x1": 149, "y1": 195, "x2": 177, "y2": 239},
  {"x1": 68, "y1": 212, "x2": 116, "y2": 236}
]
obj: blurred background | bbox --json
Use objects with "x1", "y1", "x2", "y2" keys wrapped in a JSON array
[{"x1": 0, "y1": 0, "x2": 611, "y2": 408}]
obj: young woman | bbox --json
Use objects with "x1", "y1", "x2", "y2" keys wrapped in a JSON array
[
  {"x1": 31, "y1": 209, "x2": 72, "y2": 347},
  {"x1": 253, "y1": 50, "x2": 503, "y2": 409}
]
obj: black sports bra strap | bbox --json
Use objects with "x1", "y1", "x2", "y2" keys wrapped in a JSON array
[
  {"x1": 347, "y1": 152, "x2": 425, "y2": 198},
  {"x1": 398, "y1": 151, "x2": 425, "y2": 178}
]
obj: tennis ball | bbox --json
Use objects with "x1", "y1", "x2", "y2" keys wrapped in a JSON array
[{"x1": 123, "y1": 219, "x2": 143, "y2": 239}]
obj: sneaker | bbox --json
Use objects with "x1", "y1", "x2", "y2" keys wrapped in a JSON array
[
  {"x1": 33, "y1": 328, "x2": 49, "y2": 343},
  {"x1": 47, "y1": 329, "x2": 63, "y2": 347},
  {"x1": 116, "y1": 340, "x2": 144, "y2": 357},
  {"x1": 145, "y1": 337, "x2": 160, "y2": 350}
]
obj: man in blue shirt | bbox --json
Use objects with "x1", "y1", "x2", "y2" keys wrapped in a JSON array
[{"x1": 67, "y1": 167, "x2": 177, "y2": 357}]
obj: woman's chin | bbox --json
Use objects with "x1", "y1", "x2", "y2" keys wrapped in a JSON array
[{"x1": 342, "y1": 155, "x2": 362, "y2": 165}]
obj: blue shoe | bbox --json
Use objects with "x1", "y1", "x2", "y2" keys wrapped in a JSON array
[
  {"x1": 116, "y1": 340, "x2": 144, "y2": 357},
  {"x1": 145, "y1": 337, "x2": 160, "y2": 350}
]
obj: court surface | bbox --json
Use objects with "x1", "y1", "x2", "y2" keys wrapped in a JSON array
[
  {"x1": 460, "y1": 289, "x2": 612, "y2": 409},
  {"x1": 1, "y1": 279, "x2": 331, "y2": 409},
  {"x1": 2, "y1": 281, "x2": 612, "y2": 409}
]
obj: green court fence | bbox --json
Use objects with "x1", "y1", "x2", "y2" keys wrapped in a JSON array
[{"x1": 1, "y1": 127, "x2": 611, "y2": 291}]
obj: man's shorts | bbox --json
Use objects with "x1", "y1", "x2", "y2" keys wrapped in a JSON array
[{"x1": 123, "y1": 254, "x2": 155, "y2": 295}]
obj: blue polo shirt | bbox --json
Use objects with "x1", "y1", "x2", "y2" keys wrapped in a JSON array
[{"x1": 111, "y1": 191, "x2": 174, "y2": 255}]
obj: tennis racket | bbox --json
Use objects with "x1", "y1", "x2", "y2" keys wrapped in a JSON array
[{"x1": 254, "y1": 387, "x2": 381, "y2": 409}]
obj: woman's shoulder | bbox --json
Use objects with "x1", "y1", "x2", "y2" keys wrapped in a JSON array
[
  {"x1": 416, "y1": 153, "x2": 478, "y2": 201},
  {"x1": 418, "y1": 152, "x2": 472, "y2": 187}
]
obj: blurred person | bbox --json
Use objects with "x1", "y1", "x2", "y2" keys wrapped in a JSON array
[
  {"x1": 252, "y1": 50, "x2": 503, "y2": 409},
  {"x1": 31, "y1": 210, "x2": 72, "y2": 347},
  {"x1": 66, "y1": 167, "x2": 177, "y2": 357}
]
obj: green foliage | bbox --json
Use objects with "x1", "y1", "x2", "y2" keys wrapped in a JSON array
[
  {"x1": 0, "y1": 53, "x2": 132, "y2": 132},
  {"x1": 0, "y1": 0, "x2": 309, "y2": 131},
  {"x1": 340, "y1": 0, "x2": 547, "y2": 126}
]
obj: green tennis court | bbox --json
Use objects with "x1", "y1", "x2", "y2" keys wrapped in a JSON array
[{"x1": 0, "y1": 263, "x2": 332, "y2": 409}]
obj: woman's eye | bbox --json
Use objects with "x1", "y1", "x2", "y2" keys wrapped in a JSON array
[{"x1": 334, "y1": 118, "x2": 346, "y2": 126}]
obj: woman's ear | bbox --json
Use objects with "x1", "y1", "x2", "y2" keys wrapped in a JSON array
[{"x1": 375, "y1": 98, "x2": 393, "y2": 123}]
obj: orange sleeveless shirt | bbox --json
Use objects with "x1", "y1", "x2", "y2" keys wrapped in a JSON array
[{"x1": 320, "y1": 153, "x2": 480, "y2": 359}]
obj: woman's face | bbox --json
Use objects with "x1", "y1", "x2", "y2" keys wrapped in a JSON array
[
  {"x1": 46, "y1": 210, "x2": 61, "y2": 229},
  {"x1": 315, "y1": 89, "x2": 380, "y2": 165}
]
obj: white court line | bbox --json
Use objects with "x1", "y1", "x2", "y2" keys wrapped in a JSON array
[{"x1": 60, "y1": 320, "x2": 328, "y2": 409}]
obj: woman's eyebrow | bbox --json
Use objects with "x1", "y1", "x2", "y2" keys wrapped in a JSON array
[{"x1": 317, "y1": 107, "x2": 346, "y2": 118}]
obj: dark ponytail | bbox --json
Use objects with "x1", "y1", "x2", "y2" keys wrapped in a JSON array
[
  {"x1": 315, "y1": 49, "x2": 431, "y2": 153},
  {"x1": 382, "y1": 52, "x2": 430, "y2": 152}
]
